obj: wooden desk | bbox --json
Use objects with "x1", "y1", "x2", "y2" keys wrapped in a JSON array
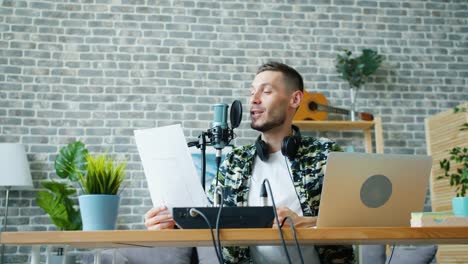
[{"x1": 2, "y1": 227, "x2": 468, "y2": 249}]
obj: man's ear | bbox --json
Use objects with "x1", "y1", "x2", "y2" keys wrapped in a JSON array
[{"x1": 290, "y1": 90, "x2": 303, "y2": 109}]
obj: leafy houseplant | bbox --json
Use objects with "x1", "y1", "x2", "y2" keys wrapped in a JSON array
[
  {"x1": 38, "y1": 141, "x2": 126, "y2": 231},
  {"x1": 439, "y1": 147, "x2": 468, "y2": 197},
  {"x1": 54, "y1": 141, "x2": 126, "y2": 195},
  {"x1": 36, "y1": 182, "x2": 82, "y2": 231},
  {"x1": 335, "y1": 49, "x2": 384, "y2": 121},
  {"x1": 37, "y1": 141, "x2": 88, "y2": 231},
  {"x1": 437, "y1": 107, "x2": 468, "y2": 216}
]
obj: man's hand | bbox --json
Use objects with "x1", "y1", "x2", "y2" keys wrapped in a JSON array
[
  {"x1": 144, "y1": 205, "x2": 176, "y2": 230},
  {"x1": 274, "y1": 207, "x2": 317, "y2": 228}
]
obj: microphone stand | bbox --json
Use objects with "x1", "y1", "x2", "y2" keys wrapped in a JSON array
[
  {"x1": 214, "y1": 150, "x2": 222, "y2": 187},
  {"x1": 187, "y1": 132, "x2": 208, "y2": 191}
]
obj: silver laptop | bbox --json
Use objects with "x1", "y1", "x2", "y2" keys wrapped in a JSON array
[{"x1": 316, "y1": 152, "x2": 432, "y2": 228}]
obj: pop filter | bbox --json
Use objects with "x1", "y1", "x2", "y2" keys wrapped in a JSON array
[{"x1": 230, "y1": 100, "x2": 242, "y2": 129}]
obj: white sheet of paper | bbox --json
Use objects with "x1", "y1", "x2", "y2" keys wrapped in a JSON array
[{"x1": 134, "y1": 124, "x2": 209, "y2": 209}]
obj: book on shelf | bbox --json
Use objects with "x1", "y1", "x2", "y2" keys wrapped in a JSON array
[{"x1": 411, "y1": 212, "x2": 468, "y2": 227}]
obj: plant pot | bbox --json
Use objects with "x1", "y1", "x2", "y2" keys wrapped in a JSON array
[
  {"x1": 79, "y1": 194, "x2": 120, "y2": 231},
  {"x1": 452, "y1": 197, "x2": 468, "y2": 217}
]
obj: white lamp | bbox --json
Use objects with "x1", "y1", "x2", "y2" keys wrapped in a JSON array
[{"x1": 0, "y1": 143, "x2": 33, "y2": 263}]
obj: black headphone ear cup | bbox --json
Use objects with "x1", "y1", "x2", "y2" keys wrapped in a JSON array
[
  {"x1": 291, "y1": 125, "x2": 301, "y2": 139},
  {"x1": 255, "y1": 137, "x2": 269, "y2": 162},
  {"x1": 281, "y1": 125, "x2": 302, "y2": 159},
  {"x1": 281, "y1": 136, "x2": 299, "y2": 159}
]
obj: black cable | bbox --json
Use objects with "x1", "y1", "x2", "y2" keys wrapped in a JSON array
[
  {"x1": 213, "y1": 145, "x2": 233, "y2": 263},
  {"x1": 262, "y1": 179, "x2": 293, "y2": 264},
  {"x1": 189, "y1": 208, "x2": 223, "y2": 264},
  {"x1": 281, "y1": 216, "x2": 305, "y2": 264},
  {"x1": 282, "y1": 156, "x2": 307, "y2": 264},
  {"x1": 214, "y1": 153, "x2": 224, "y2": 262},
  {"x1": 215, "y1": 187, "x2": 224, "y2": 263},
  {"x1": 387, "y1": 245, "x2": 395, "y2": 264}
]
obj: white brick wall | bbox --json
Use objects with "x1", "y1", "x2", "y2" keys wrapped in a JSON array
[{"x1": 0, "y1": 0, "x2": 467, "y2": 262}]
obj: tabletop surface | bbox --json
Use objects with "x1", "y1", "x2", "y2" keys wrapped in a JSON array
[{"x1": 2, "y1": 227, "x2": 468, "y2": 248}]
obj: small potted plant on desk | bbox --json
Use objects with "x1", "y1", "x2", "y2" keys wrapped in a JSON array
[
  {"x1": 40, "y1": 141, "x2": 126, "y2": 231},
  {"x1": 438, "y1": 106, "x2": 468, "y2": 217},
  {"x1": 76, "y1": 151, "x2": 127, "y2": 231}
]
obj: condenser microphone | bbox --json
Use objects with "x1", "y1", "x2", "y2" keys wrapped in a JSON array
[
  {"x1": 210, "y1": 101, "x2": 242, "y2": 187},
  {"x1": 211, "y1": 103, "x2": 229, "y2": 150},
  {"x1": 210, "y1": 100, "x2": 243, "y2": 151},
  {"x1": 211, "y1": 104, "x2": 230, "y2": 173}
]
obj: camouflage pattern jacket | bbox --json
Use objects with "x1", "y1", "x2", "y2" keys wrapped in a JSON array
[{"x1": 207, "y1": 136, "x2": 354, "y2": 263}]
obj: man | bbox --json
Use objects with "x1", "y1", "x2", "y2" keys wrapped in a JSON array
[{"x1": 145, "y1": 62, "x2": 354, "y2": 263}]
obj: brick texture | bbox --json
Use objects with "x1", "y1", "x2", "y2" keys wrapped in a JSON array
[{"x1": 0, "y1": 0, "x2": 467, "y2": 262}]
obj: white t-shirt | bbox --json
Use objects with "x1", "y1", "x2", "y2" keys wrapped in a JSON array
[
  {"x1": 247, "y1": 151, "x2": 302, "y2": 215},
  {"x1": 247, "y1": 151, "x2": 319, "y2": 264}
]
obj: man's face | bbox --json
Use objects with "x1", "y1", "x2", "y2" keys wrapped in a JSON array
[{"x1": 249, "y1": 71, "x2": 292, "y2": 132}]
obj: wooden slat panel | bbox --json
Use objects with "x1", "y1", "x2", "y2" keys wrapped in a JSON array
[
  {"x1": 425, "y1": 103, "x2": 468, "y2": 264},
  {"x1": 426, "y1": 104, "x2": 468, "y2": 211},
  {"x1": 437, "y1": 245, "x2": 468, "y2": 264}
]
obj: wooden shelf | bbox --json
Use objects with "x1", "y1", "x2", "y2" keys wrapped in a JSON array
[
  {"x1": 293, "y1": 116, "x2": 384, "y2": 154},
  {"x1": 293, "y1": 120, "x2": 376, "y2": 131},
  {"x1": 2, "y1": 227, "x2": 468, "y2": 248}
]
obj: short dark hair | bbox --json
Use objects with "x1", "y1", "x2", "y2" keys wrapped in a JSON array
[{"x1": 256, "y1": 61, "x2": 304, "y2": 92}]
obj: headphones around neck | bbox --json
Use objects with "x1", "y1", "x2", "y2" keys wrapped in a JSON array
[{"x1": 255, "y1": 125, "x2": 302, "y2": 162}]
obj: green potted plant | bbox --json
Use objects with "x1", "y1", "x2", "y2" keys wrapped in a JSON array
[
  {"x1": 77, "y1": 152, "x2": 126, "y2": 230},
  {"x1": 44, "y1": 141, "x2": 126, "y2": 230},
  {"x1": 438, "y1": 107, "x2": 468, "y2": 217},
  {"x1": 335, "y1": 49, "x2": 384, "y2": 121}
]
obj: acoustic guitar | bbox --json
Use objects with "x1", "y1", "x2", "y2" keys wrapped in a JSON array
[{"x1": 294, "y1": 91, "x2": 374, "y2": 121}]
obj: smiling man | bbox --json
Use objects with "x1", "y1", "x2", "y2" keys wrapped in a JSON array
[
  {"x1": 145, "y1": 62, "x2": 354, "y2": 263},
  {"x1": 205, "y1": 62, "x2": 354, "y2": 263}
]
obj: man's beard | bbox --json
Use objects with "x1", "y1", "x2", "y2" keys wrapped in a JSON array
[{"x1": 251, "y1": 110, "x2": 287, "y2": 132}]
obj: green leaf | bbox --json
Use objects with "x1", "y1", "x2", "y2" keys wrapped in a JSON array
[
  {"x1": 358, "y1": 49, "x2": 384, "y2": 77},
  {"x1": 461, "y1": 123, "x2": 468, "y2": 131},
  {"x1": 55, "y1": 141, "x2": 88, "y2": 182},
  {"x1": 80, "y1": 154, "x2": 126, "y2": 195},
  {"x1": 440, "y1": 159, "x2": 450, "y2": 172},
  {"x1": 335, "y1": 49, "x2": 384, "y2": 89},
  {"x1": 36, "y1": 181, "x2": 82, "y2": 230},
  {"x1": 439, "y1": 145, "x2": 468, "y2": 197}
]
